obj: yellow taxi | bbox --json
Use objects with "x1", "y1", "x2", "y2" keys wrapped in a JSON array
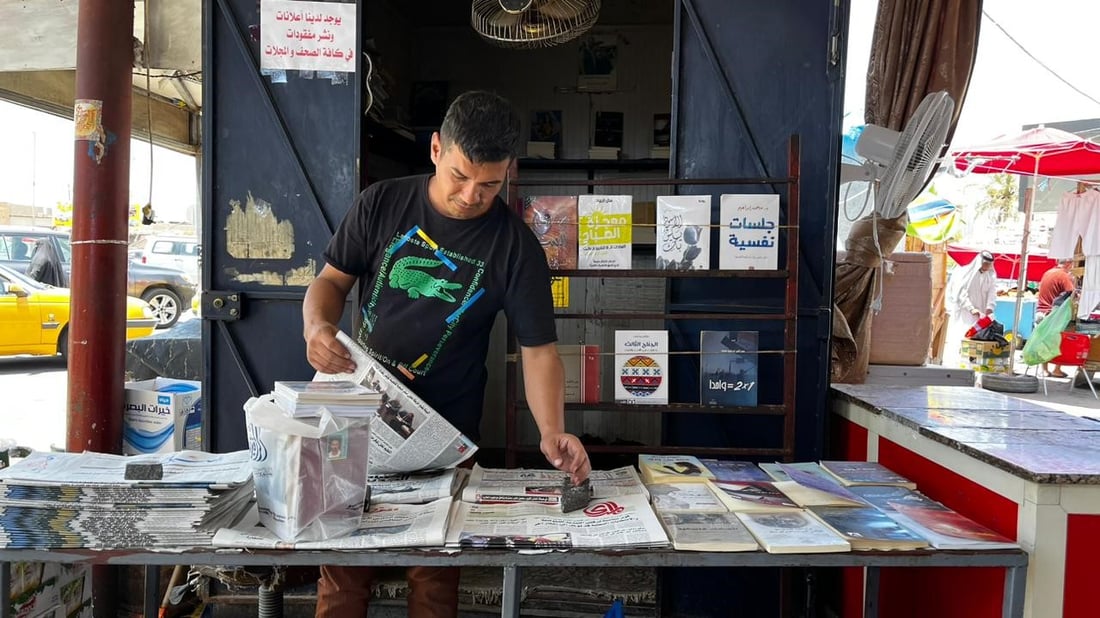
[{"x1": 0, "y1": 264, "x2": 157, "y2": 358}]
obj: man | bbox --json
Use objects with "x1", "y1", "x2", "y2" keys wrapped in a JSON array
[
  {"x1": 302, "y1": 91, "x2": 590, "y2": 618},
  {"x1": 942, "y1": 250, "x2": 998, "y2": 368},
  {"x1": 26, "y1": 239, "x2": 66, "y2": 287},
  {"x1": 1036, "y1": 260, "x2": 1076, "y2": 377}
]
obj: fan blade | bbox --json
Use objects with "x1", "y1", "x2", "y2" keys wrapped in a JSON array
[{"x1": 499, "y1": 0, "x2": 535, "y2": 13}]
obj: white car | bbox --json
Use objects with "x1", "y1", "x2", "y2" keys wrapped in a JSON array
[{"x1": 140, "y1": 236, "x2": 200, "y2": 281}]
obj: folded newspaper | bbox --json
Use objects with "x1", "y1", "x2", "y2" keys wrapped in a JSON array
[
  {"x1": 462, "y1": 465, "x2": 648, "y2": 505},
  {"x1": 446, "y1": 493, "x2": 669, "y2": 550},
  {"x1": 213, "y1": 497, "x2": 452, "y2": 550},
  {"x1": 369, "y1": 469, "x2": 464, "y2": 505},
  {"x1": 314, "y1": 331, "x2": 478, "y2": 474}
]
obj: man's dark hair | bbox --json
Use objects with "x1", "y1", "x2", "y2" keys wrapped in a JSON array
[{"x1": 439, "y1": 91, "x2": 520, "y2": 163}]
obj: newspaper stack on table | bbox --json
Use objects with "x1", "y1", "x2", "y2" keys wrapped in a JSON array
[
  {"x1": 0, "y1": 450, "x2": 253, "y2": 549},
  {"x1": 273, "y1": 380, "x2": 382, "y2": 417},
  {"x1": 461, "y1": 465, "x2": 648, "y2": 505}
]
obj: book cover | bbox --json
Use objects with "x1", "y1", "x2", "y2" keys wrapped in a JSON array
[
  {"x1": 558, "y1": 344, "x2": 600, "y2": 404},
  {"x1": 735, "y1": 510, "x2": 851, "y2": 554},
  {"x1": 699, "y1": 331, "x2": 758, "y2": 406},
  {"x1": 638, "y1": 454, "x2": 715, "y2": 484},
  {"x1": 529, "y1": 110, "x2": 563, "y2": 155},
  {"x1": 809, "y1": 505, "x2": 928, "y2": 551},
  {"x1": 523, "y1": 196, "x2": 578, "y2": 270},
  {"x1": 647, "y1": 481, "x2": 729, "y2": 514},
  {"x1": 759, "y1": 461, "x2": 836, "y2": 483},
  {"x1": 772, "y1": 463, "x2": 868, "y2": 508},
  {"x1": 698, "y1": 459, "x2": 772, "y2": 483},
  {"x1": 656, "y1": 195, "x2": 711, "y2": 271},
  {"x1": 719, "y1": 194, "x2": 780, "y2": 270},
  {"x1": 578, "y1": 195, "x2": 632, "y2": 269},
  {"x1": 593, "y1": 111, "x2": 624, "y2": 149},
  {"x1": 615, "y1": 330, "x2": 668, "y2": 404},
  {"x1": 712, "y1": 481, "x2": 799, "y2": 512},
  {"x1": 653, "y1": 113, "x2": 671, "y2": 147},
  {"x1": 850, "y1": 485, "x2": 1018, "y2": 550},
  {"x1": 819, "y1": 460, "x2": 917, "y2": 489},
  {"x1": 659, "y1": 512, "x2": 759, "y2": 552}
]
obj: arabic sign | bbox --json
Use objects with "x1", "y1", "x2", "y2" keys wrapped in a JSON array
[
  {"x1": 719, "y1": 194, "x2": 780, "y2": 270},
  {"x1": 260, "y1": 0, "x2": 356, "y2": 73}
]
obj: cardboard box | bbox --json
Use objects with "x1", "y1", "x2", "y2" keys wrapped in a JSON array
[
  {"x1": 123, "y1": 378, "x2": 202, "y2": 455},
  {"x1": 869, "y1": 252, "x2": 933, "y2": 366},
  {"x1": 6, "y1": 562, "x2": 88, "y2": 618},
  {"x1": 960, "y1": 339, "x2": 1011, "y2": 374}
]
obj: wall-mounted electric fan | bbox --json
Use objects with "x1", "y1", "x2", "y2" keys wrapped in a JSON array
[
  {"x1": 471, "y1": 0, "x2": 601, "y2": 49},
  {"x1": 840, "y1": 91, "x2": 955, "y2": 218}
]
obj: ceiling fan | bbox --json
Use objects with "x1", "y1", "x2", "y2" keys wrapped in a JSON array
[{"x1": 471, "y1": 0, "x2": 601, "y2": 49}]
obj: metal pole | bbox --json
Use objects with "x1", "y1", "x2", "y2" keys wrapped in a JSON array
[
  {"x1": 1010, "y1": 183, "x2": 1035, "y2": 374},
  {"x1": 70, "y1": 2, "x2": 134, "y2": 615}
]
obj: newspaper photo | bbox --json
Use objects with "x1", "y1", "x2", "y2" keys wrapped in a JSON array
[
  {"x1": 445, "y1": 493, "x2": 669, "y2": 550},
  {"x1": 315, "y1": 331, "x2": 478, "y2": 474},
  {"x1": 369, "y1": 469, "x2": 464, "y2": 505},
  {"x1": 462, "y1": 465, "x2": 648, "y2": 505},
  {"x1": 213, "y1": 497, "x2": 452, "y2": 550}
]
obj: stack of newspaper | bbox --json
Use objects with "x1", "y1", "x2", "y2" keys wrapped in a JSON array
[
  {"x1": 272, "y1": 380, "x2": 382, "y2": 417},
  {"x1": 0, "y1": 450, "x2": 254, "y2": 549}
]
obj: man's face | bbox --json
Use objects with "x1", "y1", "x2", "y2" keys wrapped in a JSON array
[
  {"x1": 980, "y1": 260, "x2": 993, "y2": 272},
  {"x1": 429, "y1": 133, "x2": 511, "y2": 220}
]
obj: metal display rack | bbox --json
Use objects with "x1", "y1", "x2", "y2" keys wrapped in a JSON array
[{"x1": 504, "y1": 136, "x2": 801, "y2": 466}]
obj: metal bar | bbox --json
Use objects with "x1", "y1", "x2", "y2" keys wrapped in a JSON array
[
  {"x1": 548, "y1": 269, "x2": 788, "y2": 279},
  {"x1": 555, "y1": 312, "x2": 789, "y2": 321},
  {"x1": 864, "y1": 566, "x2": 880, "y2": 618},
  {"x1": 217, "y1": 320, "x2": 259, "y2": 398},
  {"x1": 671, "y1": 1, "x2": 682, "y2": 180},
  {"x1": 234, "y1": 291, "x2": 308, "y2": 301},
  {"x1": 513, "y1": 444, "x2": 790, "y2": 457},
  {"x1": 781, "y1": 135, "x2": 801, "y2": 459},
  {"x1": 1002, "y1": 564, "x2": 1027, "y2": 618},
  {"x1": 501, "y1": 566, "x2": 522, "y2": 618},
  {"x1": 1, "y1": 561, "x2": 10, "y2": 618},
  {"x1": 517, "y1": 402, "x2": 788, "y2": 415},
  {"x1": 144, "y1": 566, "x2": 159, "y2": 618},
  {"x1": 509, "y1": 177, "x2": 795, "y2": 187}
]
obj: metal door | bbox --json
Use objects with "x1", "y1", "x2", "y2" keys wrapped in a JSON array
[{"x1": 202, "y1": 0, "x2": 360, "y2": 452}]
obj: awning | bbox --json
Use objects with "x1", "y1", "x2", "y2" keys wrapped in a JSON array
[{"x1": 946, "y1": 245, "x2": 1055, "y2": 284}]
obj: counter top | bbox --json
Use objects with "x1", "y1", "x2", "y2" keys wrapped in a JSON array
[{"x1": 831, "y1": 384, "x2": 1100, "y2": 484}]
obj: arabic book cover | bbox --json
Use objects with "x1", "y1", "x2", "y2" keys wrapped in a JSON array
[
  {"x1": 808, "y1": 505, "x2": 928, "y2": 551},
  {"x1": 656, "y1": 195, "x2": 711, "y2": 270},
  {"x1": 735, "y1": 510, "x2": 851, "y2": 554},
  {"x1": 658, "y1": 511, "x2": 759, "y2": 552},
  {"x1": 578, "y1": 195, "x2": 632, "y2": 269},
  {"x1": 719, "y1": 194, "x2": 780, "y2": 270},
  {"x1": 712, "y1": 480, "x2": 799, "y2": 512},
  {"x1": 557, "y1": 343, "x2": 600, "y2": 403},
  {"x1": 614, "y1": 330, "x2": 668, "y2": 404},
  {"x1": 523, "y1": 196, "x2": 578, "y2": 270},
  {"x1": 850, "y1": 485, "x2": 1017, "y2": 549},
  {"x1": 699, "y1": 458, "x2": 772, "y2": 483},
  {"x1": 818, "y1": 460, "x2": 917, "y2": 489},
  {"x1": 699, "y1": 331, "x2": 758, "y2": 406},
  {"x1": 638, "y1": 454, "x2": 714, "y2": 484}
]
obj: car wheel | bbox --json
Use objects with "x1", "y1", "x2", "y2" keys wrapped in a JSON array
[
  {"x1": 57, "y1": 327, "x2": 69, "y2": 359},
  {"x1": 980, "y1": 373, "x2": 1039, "y2": 394},
  {"x1": 142, "y1": 288, "x2": 182, "y2": 328}
]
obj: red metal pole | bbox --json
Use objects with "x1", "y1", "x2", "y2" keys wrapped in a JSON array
[{"x1": 68, "y1": 0, "x2": 134, "y2": 457}]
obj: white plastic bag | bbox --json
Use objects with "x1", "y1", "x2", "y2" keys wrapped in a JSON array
[{"x1": 244, "y1": 395, "x2": 371, "y2": 542}]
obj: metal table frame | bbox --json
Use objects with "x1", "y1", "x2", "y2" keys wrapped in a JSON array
[{"x1": 0, "y1": 547, "x2": 1027, "y2": 618}]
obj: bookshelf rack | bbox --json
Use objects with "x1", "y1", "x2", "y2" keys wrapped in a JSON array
[{"x1": 502, "y1": 135, "x2": 802, "y2": 467}]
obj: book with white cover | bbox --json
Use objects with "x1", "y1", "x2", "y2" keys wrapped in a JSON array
[
  {"x1": 578, "y1": 195, "x2": 632, "y2": 269},
  {"x1": 656, "y1": 195, "x2": 711, "y2": 270},
  {"x1": 638, "y1": 454, "x2": 714, "y2": 484},
  {"x1": 614, "y1": 330, "x2": 669, "y2": 405},
  {"x1": 659, "y1": 512, "x2": 758, "y2": 552},
  {"x1": 719, "y1": 194, "x2": 780, "y2": 270},
  {"x1": 647, "y1": 481, "x2": 728, "y2": 514},
  {"x1": 736, "y1": 510, "x2": 851, "y2": 554}
]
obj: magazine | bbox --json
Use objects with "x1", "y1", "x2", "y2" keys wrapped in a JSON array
[{"x1": 461, "y1": 465, "x2": 647, "y2": 505}]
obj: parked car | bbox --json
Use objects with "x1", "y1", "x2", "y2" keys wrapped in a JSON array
[
  {"x1": 0, "y1": 226, "x2": 196, "y2": 328},
  {"x1": 139, "y1": 235, "x2": 200, "y2": 281},
  {"x1": 0, "y1": 264, "x2": 157, "y2": 358}
]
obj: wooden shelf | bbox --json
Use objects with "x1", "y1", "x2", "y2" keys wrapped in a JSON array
[
  {"x1": 517, "y1": 158, "x2": 670, "y2": 172},
  {"x1": 516, "y1": 402, "x2": 788, "y2": 416}
]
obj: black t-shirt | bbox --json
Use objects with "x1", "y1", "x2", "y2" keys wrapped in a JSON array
[{"x1": 323, "y1": 174, "x2": 557, "y2": 440}]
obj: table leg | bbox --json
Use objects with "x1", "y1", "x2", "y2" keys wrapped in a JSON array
[
  {"x1": 144, "y1": 566, "x2": 160, "y2": 618},
  {"x1": 1, "y1": 562, "x2": 11, "y2": 618},
  {"x1": 1002, "y1": 564, "x2": 1027, "y2": 618},
  {"x1": 501, "y1": 566, "x2": 522, "y2": 618},
  {"x1": 863, "y1": 566, "x2": 880, "y2": 618}
]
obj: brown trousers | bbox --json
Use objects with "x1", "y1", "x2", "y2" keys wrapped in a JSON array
[{"x1": 315, "y1": 565, "x2": 460, "y2": 618}]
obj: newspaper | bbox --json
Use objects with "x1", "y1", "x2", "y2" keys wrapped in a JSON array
[
  {"x1": 461, "y1": 465, "x2": 649, "y2": 505},
  {"x1": 0, "y1": 450, "x2": 253, "y2": 488},
  {"x1": 369, "y1": 469, "x2": 463, "y2": 505},
  {"x1": 445, "y1": 493, "x2": 669, "y2": 550},
  {"x1": 315, "y1": 331, "x2": 478, "y2": 474},
  {"x1": 213, "y1": 497, "x2": 452, "y2": 550}
]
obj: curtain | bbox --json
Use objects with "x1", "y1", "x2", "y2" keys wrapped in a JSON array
[{"x1": 831, "y1": 0, "x2": 983, "y2": 383}]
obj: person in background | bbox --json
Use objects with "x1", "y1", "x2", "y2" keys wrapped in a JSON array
[
  {"x1": 942, "y1": 250, "x2": 997, "y2": 367},
  {"x1": 302, "y1": 91, "x2": 590, "y2": 618},
  {"x1": 26, "y1": 239, "x2": 66, "y2": 287},
  {"x1": 1035, "y1": 260, "x2": 1077, "y2": 377}
]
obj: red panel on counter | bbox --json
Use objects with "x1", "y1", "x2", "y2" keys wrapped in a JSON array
[{"x1": 1064, "y1": 514, "x2": 1100, "y2": 618}]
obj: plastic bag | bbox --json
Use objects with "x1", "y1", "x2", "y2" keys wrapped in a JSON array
[
  {"x1": 1022, "y1": 298, "x2": 1074, "y2": 366},
  {"x1": 973, "y1": 320, "x2": 1008, "y2": 346},
  {"x1": 244, "y1": 396, "x2": 372, "y2": 542}
]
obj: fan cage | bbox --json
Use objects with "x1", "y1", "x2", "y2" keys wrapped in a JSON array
[
  {"x1": 471, "y1": 0, "x2": 601, "y2": 49},
  {"x1": 875, "y1": 92, "x2": 955, "y2": 219}
]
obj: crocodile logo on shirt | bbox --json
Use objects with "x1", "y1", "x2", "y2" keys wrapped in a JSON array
[{"x1": 388, "y1": 256, "x2": 464, "y2": 302}]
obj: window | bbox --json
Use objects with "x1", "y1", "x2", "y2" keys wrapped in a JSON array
[{"x1": 56, "y1": 236, "x2": 72, "y2": 264}]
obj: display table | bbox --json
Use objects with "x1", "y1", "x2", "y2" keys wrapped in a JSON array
[
  {"x1": 0, "y1": 546, "x2": 1027, "y2": 618},
  {"x1": 832, "y1": 384, "x2": 1100, "y2": 618}
]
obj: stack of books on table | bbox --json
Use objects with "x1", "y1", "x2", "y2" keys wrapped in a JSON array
[
  {"x1": 0, "y1": 450, "x2": 254, "y2": 549},
  {"x1": 587, "y1": 146, "x2": 620, "y2": 160},
  {"x1": 649, "y1": 146, "x2": 670, "y2": 159},
  {"x1": 273, "y1": 380, "x2": 382, "y2": 417}
]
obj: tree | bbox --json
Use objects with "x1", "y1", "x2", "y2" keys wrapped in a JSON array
[{"x1": 975, "y1": 173, "x2": 1019, "y2": 226}]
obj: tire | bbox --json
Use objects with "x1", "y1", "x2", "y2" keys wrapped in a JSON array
[
  {"x1": 57, "y1": 327, "x2": 68, "y2": 359},
  {"x1": 142, "y1": 287, "x2": 182, "y2": 329},
  {"x1": 981, "y1": 373, "x2": 1039, "y2": 394}
]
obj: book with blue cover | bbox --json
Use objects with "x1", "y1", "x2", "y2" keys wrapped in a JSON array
[{"x1": 699, "y1": 331, "x2": 758, "y2": 406}]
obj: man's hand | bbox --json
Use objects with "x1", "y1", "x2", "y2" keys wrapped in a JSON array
[
  {"x1": 540, "y1": 432, "x2": 591, "y2": 485},
  {"x1": 305, "y1": 322, "x2": 356, "y2": 375}
]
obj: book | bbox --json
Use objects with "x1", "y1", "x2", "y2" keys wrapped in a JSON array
[
  {"x1": 719, "y1": 194, "x2": 780, "y2": 270},
  {"x1": 699, "y1": 331, "x2": 758, "y2": 406},
  {"x1": 656, "y1": 195, "x2": 711, "y2": 270},
  {"x1": 658, "y1": 512, "x2": 759, "y2": 552},
  {"x1": 593, "y1": 111, "x2": 624, "y2": 149},
  {"x1": 759, "y1": 461, "x2": 836, "y2": 483},
  {"x1": 614, "y1": 330, "x2": 669, "y2": 405},
  {"x1": 850, "y1": 485, "x2": 1018, "y2": 550},
  {"x1": 647, "y1": 481, "x2": 729, "y2": 514},
  {"x1": 523, "y1": 196, "x2": 579, "y2": 270},
  {"x1": 558, "y1": 344, "x2": 600, "y2": 403},
  {"x1": 526, "y1": 141, "x2": 556, "y2": 159},
  {"x1": 712, "y1": 480, "x2": 799, "y2": 512},
  {"x1": 809, "y1": 506, "x2": 928, "y2": 551},
  {"x1": 818, "y1": 461, "x2": 917, "y2": 489},
  {"x1": 653, "y1": 113, "x2": 671, "y2": 147},
  {"x1": 587, "y1": 146, "x2": 621, "y2": 160},
  {"x1": 638, "y1": 454, "x2": 715, "y2": 484},
  {"x1": 771, "y1": 463, "x2": 868, "y2": 508},
  {"x1": 735, "y1": 510, "x2": 851, "y2": 554},
  {"x1": 578, "y1": 195, "x2": 632, "y2": 269},
  {"x1": 698, "y1": 459, "x2": 772, "y2": 483},
  {"x1": 529, "y1": 110, "x2": 563, "y2": 155}
]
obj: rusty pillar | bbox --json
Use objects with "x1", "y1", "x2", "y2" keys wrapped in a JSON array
[{"x1": 68, "y1": 2, "x2": 134, "y2": 614}]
